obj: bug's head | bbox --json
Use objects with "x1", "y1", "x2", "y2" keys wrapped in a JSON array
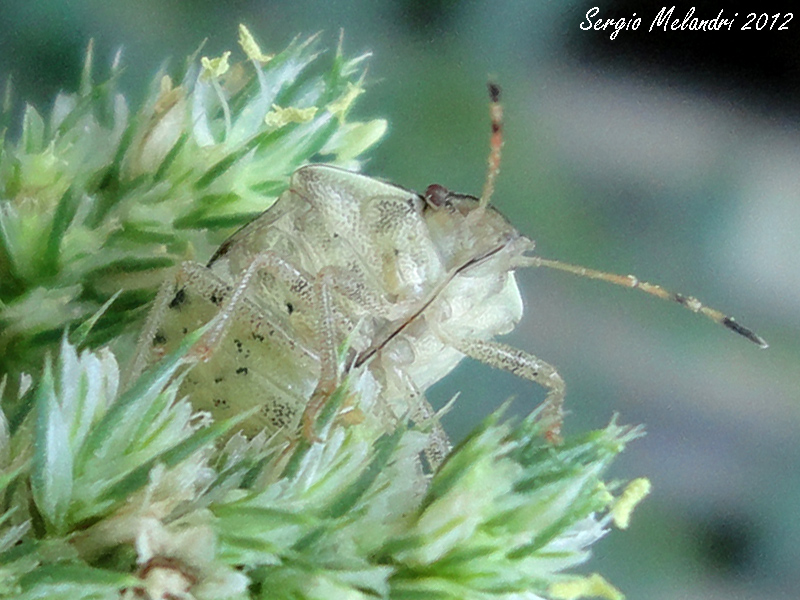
[
  {"x1": 421, "y1": 183, "x2": 527, "y2": 267},
  {"x1": 419, "y1": 83, "x2": 532, "y2": 267}
]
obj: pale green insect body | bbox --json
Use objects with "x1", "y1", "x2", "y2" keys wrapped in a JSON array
[{"x1": 134, "y1": 164, "x2": 533, "y2": 448}]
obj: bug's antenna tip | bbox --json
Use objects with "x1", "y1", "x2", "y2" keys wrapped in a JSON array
[
  {"x1": 480, "y1": 81, "x2": 504, "y2": 208},
  {"x1": 487, "y1": 81, "x2": 501, "y2": 103},
  {"x1": 722, "y1": 317, "x2": 769, "y2": 348}
]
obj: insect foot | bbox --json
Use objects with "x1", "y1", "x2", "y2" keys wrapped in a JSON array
[{"x1": 130, "y1": 82, "x2": 766, "y2": 462}]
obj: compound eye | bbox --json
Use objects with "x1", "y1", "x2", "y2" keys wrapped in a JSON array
[{"x1": 424, "y1": 184, "x2": 451, "y2": 208}]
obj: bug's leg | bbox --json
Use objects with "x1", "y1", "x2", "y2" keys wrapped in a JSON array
[
  {"x1": 188, "y1": 252, "x2": 360, "y2": 443},
  {"x1": 300, "y1": 266, "x2": 341, "y2": 442},
  {"x1": 188, "y1": 251, "x2": 339, "y2": 441},
  {"x1": 314, "y1": 264, "x2": 421, "y2": 324},
  {"x1": 409, "y1": 390, "x2": 452, "y2": 471},
  {"x1": 126, "y1": 263, "x2": 195, "y2": 388},
  {"x1": 384, "y1": 365, "x2": 452, "y2": 470},
  {"x1": 450, "y1": 338, "x2": 566, "y2": 443},
  {"x1": 299, "y1": 267, "x2": 441, "y2": 443},
  {"x1": 193, "y1": 251, "x2": 314, "y2": 359}
]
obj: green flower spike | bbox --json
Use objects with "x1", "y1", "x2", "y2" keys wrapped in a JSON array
[{"x1": 1, "y1": 336, "x2": 647, "y2": 599}]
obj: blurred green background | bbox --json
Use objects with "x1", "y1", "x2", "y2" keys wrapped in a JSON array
[{"x1": 1, "y1": 1, "x2": 797, "y2": 598}]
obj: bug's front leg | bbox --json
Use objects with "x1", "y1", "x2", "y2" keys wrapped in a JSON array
[
  {"x1": 449, "y1": 338, "x2": 566, "y2": 443},
  {"x1": 186, "y1": 251, "x2": 344, "y2": 441},
  {"x1": 126, "y1": 262, "x2": 205, "y2": 388}
]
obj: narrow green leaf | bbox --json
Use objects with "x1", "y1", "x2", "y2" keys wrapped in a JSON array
[
  {"x1": 79, "y1": 40, "x2": 94, "y2": 96},
  {"x1": 323, "y1": 427, "x2": 405, "y2": 520},
  {"x1": 197, "y1": 191, "x2": 242, "y2": 208},
  {"x1": 20, "y1": 104, "x2": 45, "y2": 153},
  {"x1": 0, "y1": 463, "x2": 25, "y2": 493},
  {"x1": 113, "y1": 226, "x2": 179, "y2": 245},
  {"x1": 6, "y1": 380, "x2": 37, "y2": 436},
  {"x1": 152, "y1": 132, "x2": 188, "y2": 182},
  {"x1": 18, "y1": 563, "x2": 137, "y2": 596},
  {"x1": 0, "y1": 539, "x2": 40, "y2": 568},
  {"x1": 69, "y1": 290, "x2": 120, "y2": 348},
  {"x1": 194, "y1": 125, "x2": 296, "y2": 190},
  {"x1": 84, "y1": 256, "x2": 175, "y2": 279},
  {"x1": 248, "y1": 179, "x2": 286, "y2": 196},
  {"x1": 213, "y1": 504, "x2": 314, "y2": 527},
  {"x1": 0, "y1": 202, "x2": 25, "y2": 296},
  {"x1": 30, "y1": 359, "x2": 73, "y2": 533},
  {"x1": 176, "y1": 212, "x2": 261, "y2": 230}
]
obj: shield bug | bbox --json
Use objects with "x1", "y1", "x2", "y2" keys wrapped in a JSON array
[{"x1": 130, "y1": 83, "x2": 767, "y2": 456}]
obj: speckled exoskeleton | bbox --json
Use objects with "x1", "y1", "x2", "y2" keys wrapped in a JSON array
[{"x1": 130, "y1": 84, "x2": 766, "y2": 459}]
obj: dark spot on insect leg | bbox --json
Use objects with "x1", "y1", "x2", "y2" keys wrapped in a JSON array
[
  {"x1": 286, "y1": 302, "x2": 294, "y2": 315},
  {"x1": 236, "y1": 367, "x2": 248, "y2": 375},
  {"x1": 153, "y1": 331, "x2": 167, "y2": 345}
]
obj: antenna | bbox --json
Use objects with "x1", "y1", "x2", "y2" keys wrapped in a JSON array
[
  {"x1": 479, "y1": 82, "x2": 503, "y2": 209},
  {"x1": 517, "y1": 256, "x2": 768, "y2": 348},
  {"x1": 481, "y1": 82, "x2": 766, "y2": 349}
]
